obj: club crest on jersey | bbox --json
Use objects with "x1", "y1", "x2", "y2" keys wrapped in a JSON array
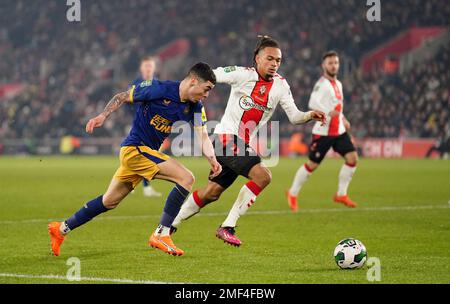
[
  {"x1": 140, "y1": 80, "x2": 153, "y2": 87},
  {"x1": 259, "y1": 85, "x2": 266, "y2": 96},
  {"x1": 183, "y1": 106, "x2": 190, "y2": 114},
  {"x1": 238, "y1": 95, "x2": 271, "y2": 113}
]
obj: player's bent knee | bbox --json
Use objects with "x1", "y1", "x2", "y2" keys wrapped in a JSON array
[
  {"x1": 178, "y1": 170, "x2": 195, "y2": 190},
  {"x1": 204, "y1": 189, "x2": 222, "y2": 202},
  {"x1": 265, "y1": 170, "x2": 273, "y2": 184},
  {"x1": 306, "y1": 160, "x2": 319, "y2": 171},
  {"x1": 187, "y1": 171, "x2": 195, "y2": 186},
  {"x1": 102, "y1": 195, "x2": 120, "y2": 209},
  {"x1": 200, "y1": 183, "x2": 224, "y2": 203},
  {"x1": 345, "y1": 152, "x2": 358, "y2": 166},
  {"x1": 254, "y1": 170, "x2": 272, "y2": 189}
]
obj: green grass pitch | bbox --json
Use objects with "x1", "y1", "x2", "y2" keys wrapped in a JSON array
[{"x1": 0, "y1": 156, "x2": 449, "y2": 284}]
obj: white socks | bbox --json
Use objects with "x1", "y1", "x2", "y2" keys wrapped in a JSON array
[
  {"x1": 172, "y1": 191, "x2": 203, "y2": 228},
  {"x1": 337, "y1": 163, "x2": 357, "y2": 196},
  {"x1": 173, "y1": 182, "x2": 262, "y2": 229},
  {"x1": 59, "y1": 222, "x2": 71, "y2": 235},
  {"x1": 155, "y1": 224, "x2": 171, "y2": 237},
  {"x1": 289, "y1": 164, "x2": 313, "y2": 196},
  {"x1": 289, "y1": 162, "x2": 357, "y2": 197},
  {"x1": 222, "y1": 181, "x2": 261, "y2": 228}
]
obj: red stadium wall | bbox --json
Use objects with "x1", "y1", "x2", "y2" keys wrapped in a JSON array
[
  {"x1": 359, "y1": 139, "x2": 435, "y2": 158},
  {"x1": 361, "y1": 27, "x2": 446, "y2": 75},
  {"x1": 279, "y1": 138, "x2": 436, "y2": 159}
]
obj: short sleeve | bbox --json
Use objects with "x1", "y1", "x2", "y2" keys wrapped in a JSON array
[
  {"x1": 213, "y1": 66, "x2": 249, "y2": 86},
  {"x1": 128, "y1": 78, "x2": 143, "y2": 89},
  {"x1": 130, "y1": 81, "x2": 164, "y2": 103},
  {"x1": 191, "y1": 102, "x2": 207, "y2": 127}
]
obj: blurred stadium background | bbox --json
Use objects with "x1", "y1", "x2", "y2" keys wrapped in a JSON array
[
  {"x1": 0, "y1": 0, "x2": 449, "y2": 159},
  {"x1": 1, "y1": 0, "x2": 450, "y2": 285}
]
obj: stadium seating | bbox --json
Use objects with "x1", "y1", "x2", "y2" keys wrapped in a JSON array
[{"x1": 0, "y1": 0, "x2": 448, "y2": 145}]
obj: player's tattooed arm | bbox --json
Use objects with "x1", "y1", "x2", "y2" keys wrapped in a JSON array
[
  {"x1": 85, "y1": 90, "x2": 131, "y2": 134},
  {"x1": 101, "y1": 90, "x2": 131, "y2": 118}
]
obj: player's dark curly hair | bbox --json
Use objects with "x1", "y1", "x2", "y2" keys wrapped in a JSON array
[
  {"x1": 253, "y1": 35, "x2": 280, "y2": 65},
  {"x1": 188, "y1": 62, "x2": 216, "y2": 84}
]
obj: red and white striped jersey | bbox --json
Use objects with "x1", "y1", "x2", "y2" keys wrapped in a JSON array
[
  {"x1": 213, "y1": 66, "x2": 312, "y2": 143},
  {"x1": 308, "y1": 76, "x2": 346, "y2": 136}
]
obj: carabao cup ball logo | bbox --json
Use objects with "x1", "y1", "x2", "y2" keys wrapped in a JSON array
[{"x1": 239, "y1": 95, "x2": 255, "y2": 111}]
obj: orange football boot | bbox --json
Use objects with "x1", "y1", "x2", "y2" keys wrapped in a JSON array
[
  {"x1": 286, "y1": 190, "x2": 298, "y2": 213},
  {"x1": 48, "y1": 222, "x2": 65, "y2": 256},
  {"x1": 149, "y1": 234, "x2": 184, "y2": 256},
  {"x1": 334, "y1": 194, "x2": 357, "y2": 208}
]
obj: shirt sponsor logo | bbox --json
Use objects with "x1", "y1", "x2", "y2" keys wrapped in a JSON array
[
  {"x1": 150, "y1": 114, "x2": 172, "y2": 133},
  {"x1": 238, "y1": 95, "x2": 271, "y2": 113}
]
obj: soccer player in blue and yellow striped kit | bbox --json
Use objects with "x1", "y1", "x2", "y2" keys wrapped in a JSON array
[
  {"x1": 129, "y1": 56, "x2": 163, "y2": 197},
  {"x1": 48, "y1": 62, "x2": 221, "y2": 256}
]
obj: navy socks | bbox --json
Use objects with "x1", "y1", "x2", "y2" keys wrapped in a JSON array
[
  {"x1": 65, "y1": 195, "x2": 109, "y2": 231},
  {"x1": 63, "y1": 184, "x2": 189, "y2": 235},
  {"x1": 159, "y1": 184, "x2": 190, "y2": 227}
]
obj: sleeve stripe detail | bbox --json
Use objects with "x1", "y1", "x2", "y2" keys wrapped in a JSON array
[{"x1": 129, "y1": 85, "x2": 135, "y2": 103}]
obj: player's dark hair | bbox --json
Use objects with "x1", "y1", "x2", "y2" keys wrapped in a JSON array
[
  {"x1": 188, "y1": 62, "x2": 216, "y2": 84},
  {"x1": 253, "y1": 35, "x2": 280, "y2": 65},
  {"x1": 322, "y1": 50, "x2": 339, "y2": 62}
]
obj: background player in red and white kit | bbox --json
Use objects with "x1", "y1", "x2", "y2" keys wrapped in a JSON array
[
  {"x1": 287, "y1": 51, "x2": 359, "y2": 212},
  {"x1": 171, "y1": 36, "x2": 326, "y2": 246}
]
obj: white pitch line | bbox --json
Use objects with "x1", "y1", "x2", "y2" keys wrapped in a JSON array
[
  {"x1": 0, "y1": 204, "x2": 448, "y2": 225},
  {"x1": 0, "y1": 273, "x2": 188, "y2": 284}
]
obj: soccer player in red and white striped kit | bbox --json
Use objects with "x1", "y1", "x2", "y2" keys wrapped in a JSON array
[
  {"x1": 171, "y1": 36, "x2": 326, "y2": 246},
  {"x1": 287, "y1": 51, "x2": 359, "y2": 212}
]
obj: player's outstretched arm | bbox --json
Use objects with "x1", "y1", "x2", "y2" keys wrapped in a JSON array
[
  {"x1": 279, "y1": 83, "x2": 326, "y2": 125},
  {"x1": 287, "y1": 110, "x2": 326, "y2": 125},
  {"x1": 307, "y1": 110, "x2": 327, "y2": 124},
  {"x1": 85, "y1": 90, "x2": 132, "y2": 134},
  {"x1": 280, "y1": 93, "x2": 326, "y2": 125},
  {"x1": 343, "y1": 115, "x2": 351, "y2": 130},
  {"x1": 194, "y1": 126, "x2": 222, "y2": 178}
]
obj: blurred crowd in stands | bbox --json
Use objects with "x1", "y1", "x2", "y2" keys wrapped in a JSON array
[{"x1": 0, "y1": 0, "x2": 448, "y2": 144}]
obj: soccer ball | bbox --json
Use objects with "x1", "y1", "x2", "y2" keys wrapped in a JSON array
[{"x1": 333, "y1": 238, "x2": 367, "y2": 269}]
